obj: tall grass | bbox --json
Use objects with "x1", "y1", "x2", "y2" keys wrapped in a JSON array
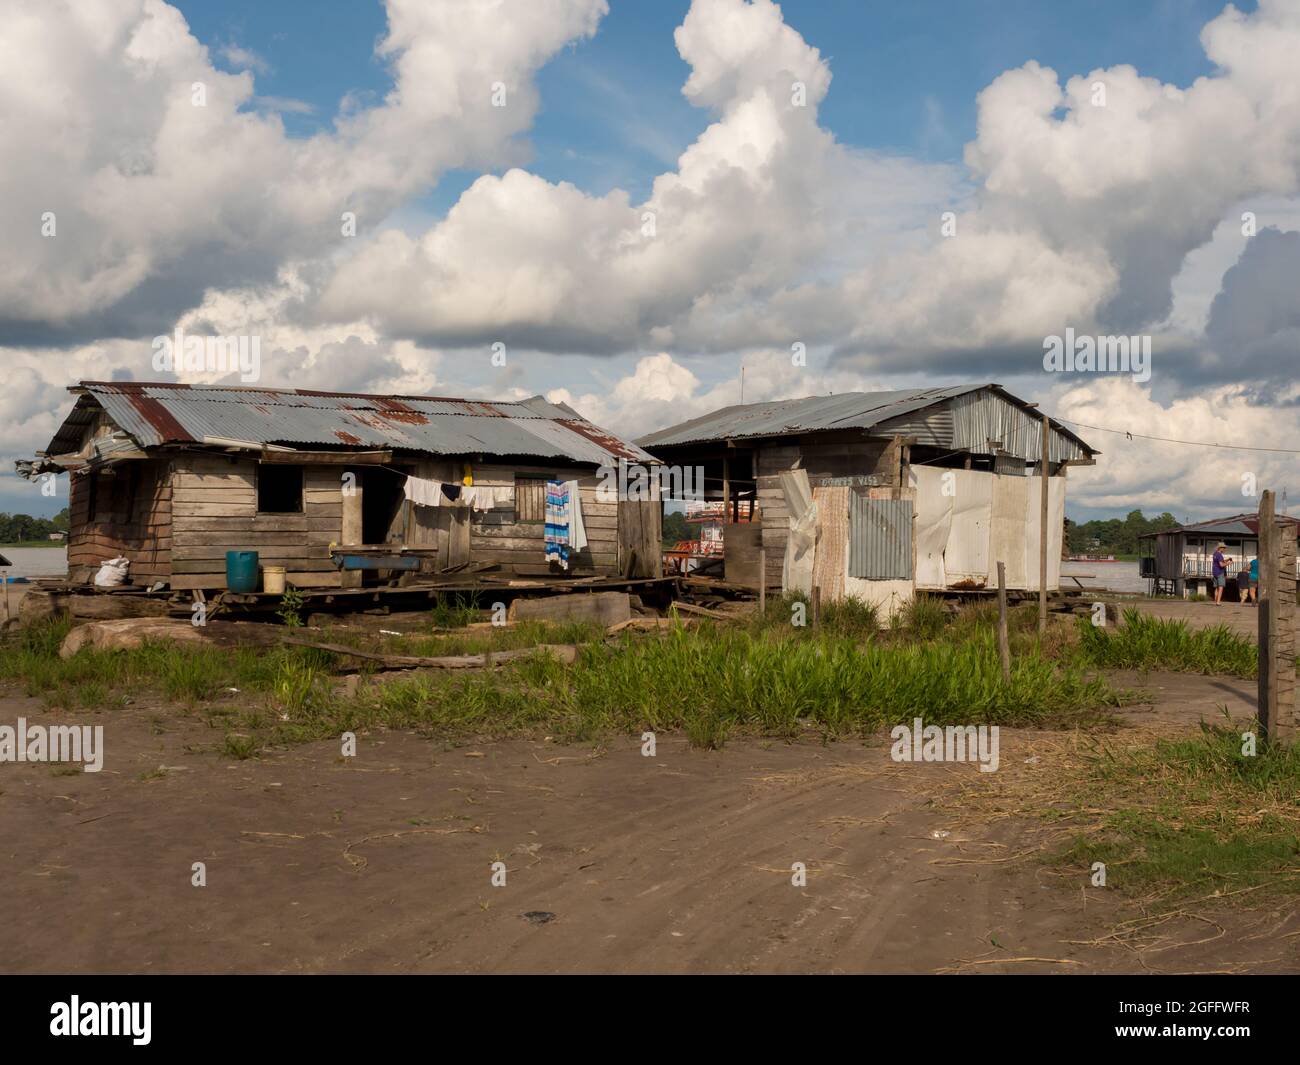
[
  {"x1": 1076, "y1": 608, "x2": 1257, "y2": 677},
  {"x1": 365, "y1": 625, "x2": 1118, "y2": 747}
]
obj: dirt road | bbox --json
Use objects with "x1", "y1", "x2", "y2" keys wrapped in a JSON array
[{"x1": 1, "y1": 675, "x2": 1295, "y2": 974}]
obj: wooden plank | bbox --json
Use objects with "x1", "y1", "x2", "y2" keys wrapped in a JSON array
[
  {"x1": 279, "y1": 635, "x2": 577, "y2": 672},
  {"x1": 171, "y1": 558, "x2": 337, "y2": 574},
  {"x1": 172, "y1": 502, "x2": 258, "y2": 518},
  {"x1": 173, "y1": 530, "x2": 317, "y2": 547},
  {"x1": 172, "y1": 545, "x2": 332, "y2": 561},
  {"x1": 260, "y1": 450, "x2": 391, "y2": 465},
  {"x1": 173, "y1": 487, "x2": 257, "y2": 502},
  {"x1": 173, "y1": 472, "x2": 255, "y2": 489},
  {"x1": 507, "y1": 591, "x2": 631, "y2": 626}
]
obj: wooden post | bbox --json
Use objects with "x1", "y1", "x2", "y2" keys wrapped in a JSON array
[
  {"x1": 722, "y1": 455, "x2": 730, "y2": 522},
  {"x1": 1257, "y1": 490, "x2": 1297, "y2": 743},
  {"x1": 812, "y1": 584, "x2": 821, "y2": 630},
  {"x1": 996, "y1": 561, "x2": 1011, "y2": 681},
  {"x1": 1039, "y1": 412, "x2": 1050, "y2": 634},
  {"x1": 759, "y1": 549, "x2": 767, "y2": 616}
]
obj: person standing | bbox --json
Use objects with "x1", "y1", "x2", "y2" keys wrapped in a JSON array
[
  {"x1": 1248, "y1": 555, "x2": 1259, "y2": 604},
  {"x1": 1212, "y1": 541, "x2": 1232, "y2": 605}
]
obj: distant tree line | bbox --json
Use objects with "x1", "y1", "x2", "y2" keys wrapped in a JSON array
[
  {"x1": 0, "y1": 508, "x2": 70, "y2": 543},
  {"x1": 1066, "y1": 509, "x2": 1179, "y2": 555},
  {"x1": 662, "y1": 510, "x2": 690, "y2": 545}
]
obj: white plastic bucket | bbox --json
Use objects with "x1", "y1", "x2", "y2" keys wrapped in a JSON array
[{"x1": 263, "y1": 566, "x2": 287, "y2": 595}]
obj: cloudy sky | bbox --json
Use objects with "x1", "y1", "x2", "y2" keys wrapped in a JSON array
[{"x1": 3, "y1": 0, "x2": 1299, "y2": 523}]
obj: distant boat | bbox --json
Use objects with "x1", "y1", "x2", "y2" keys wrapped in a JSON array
[
  {"x1": 1066, "y1": 554, "x2": 1121, "y2": 562},
  {"x1": 1, "y1": 575, "x2": 30, "y2": 584}
]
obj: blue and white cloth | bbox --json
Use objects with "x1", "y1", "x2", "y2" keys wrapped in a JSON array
[{"x1": 544, "y1": 480, "x2": 588, "y2": 569}]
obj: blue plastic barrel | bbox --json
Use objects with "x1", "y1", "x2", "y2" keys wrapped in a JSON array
[{"x1": 225, "y1": 550, "x2": 260, "y2": 593}]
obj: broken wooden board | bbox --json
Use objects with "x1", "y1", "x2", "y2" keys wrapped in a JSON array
[
  {"x1": 507, "y1": 590, "x2": 631, "y2": 627},
  {"x1": 669, "y1": 601, "x2": 735, "y2": 621},
  {"x1": 279, "y1": 634, "x2": 577, "y2": 671},
  {"x1": 605, "y1": 617, "x2": 694, "y2": 636}
]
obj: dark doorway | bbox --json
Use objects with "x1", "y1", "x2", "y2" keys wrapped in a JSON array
[{"x1": 362, "y1": 467, "x2": 408, "y2": 545}]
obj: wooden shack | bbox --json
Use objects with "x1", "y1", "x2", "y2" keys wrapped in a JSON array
[
  {"x1": 21, "y1": 383, "x2": 662, "y2": 592},
  {"x1": 640, "y1": 385, "x2": 1097, "y2": 618},
  {"x1": 1139, "y1": 512, "x2": 1300, "y2": 598}
]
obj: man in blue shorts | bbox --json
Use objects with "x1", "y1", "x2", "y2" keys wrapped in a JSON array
[{"x1": 1212, "y1": 541, "x2": 1232, "y2": 605}]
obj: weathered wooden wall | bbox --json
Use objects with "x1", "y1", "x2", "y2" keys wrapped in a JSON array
[
  {"x1": 67, "y1": 459, "x2": 172, "y2": 585},
  {"x1": 169, "y1": 455, "x2": 343, "y2": 591},
  {"x1": 466, "y1": 463, "x2": 619, "y2": 575},
  {"x1": 617, "y1": 498, "x2": 663, "y2": 578},
  {"x1": 71, "y1": 452, "x2": 643, "y2": 589}
]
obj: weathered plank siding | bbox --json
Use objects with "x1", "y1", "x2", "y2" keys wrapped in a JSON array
[
  {"x1": 169, "y1": 455, "x2": 342, "y2": 591},
  {"x1": 67, "y1": 459, "x2": 172, "y2": 585},
  {"x1": 467, "y1": 463, "x2": 620, "y2": 575}
]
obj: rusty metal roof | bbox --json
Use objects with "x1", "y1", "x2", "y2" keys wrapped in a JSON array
[{"x1": 44, "y1": 382, "x2": 656, "y2": 466}]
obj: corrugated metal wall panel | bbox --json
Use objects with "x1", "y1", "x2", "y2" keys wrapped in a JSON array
[
  {"x1": 874, "y1": 407, "x2": 954, "y2": 447},
  {"x1": 849, "y1": 495, "x2": 913, "y2": 579},
  {"x1": 947, "y1": 391, "x2": 1086, "y2": 464}
]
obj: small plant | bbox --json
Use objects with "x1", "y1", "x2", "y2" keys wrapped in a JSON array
[
  {"x1": 277, "y1": 586, "x2": 305, "y2": 628},
  {"x1": 431, "y1": 593, "x2": 480, "y2": 629},
  {"x1": 900, "y1": 593, "x2": 947, "y2": 639},
  {"x1": 221, "y1": 733, "x2": 259, "y2": 760},
  {"x1": 272, "y1": 655, "x2": 319, "y2": 717}
]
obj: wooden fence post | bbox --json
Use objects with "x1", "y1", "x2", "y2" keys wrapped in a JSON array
[
  {"x1": 1258, "y1": 490, "x2": 1297, "y2": 743},
  {"x1": 1039, "y1": 412, "x2": 1049, "y2": 634},
  {"x1": 997, "y1": 561, "x2": 1011, "y2": 682},
  {"x1": 759, "y1": 549, "x2": 766, "y2": 616}
]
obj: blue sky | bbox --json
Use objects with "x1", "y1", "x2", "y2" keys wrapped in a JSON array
[{"x1": 183, "y1": 0, "x2": 1249, "y2": 208}]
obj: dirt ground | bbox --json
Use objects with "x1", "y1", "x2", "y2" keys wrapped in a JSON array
[{"x1": 2, "y1": 667, "x2": 1296, "y2": 974}]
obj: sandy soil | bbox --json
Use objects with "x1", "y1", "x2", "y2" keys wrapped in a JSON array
[{"x1": 1, "y1": 670, "x2": 1295, "y2": 975}]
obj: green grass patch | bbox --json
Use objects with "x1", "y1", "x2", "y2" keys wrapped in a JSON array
[
  {"x1": 1053, "y1": 723, "x2": 1300, "y2": 898},
  {"x1": 1076, "y1": 607, "x2": 1256, "y2": 677},
  {"x1": 0, "y1": 607, "x2": 1123, "y2": 752}
]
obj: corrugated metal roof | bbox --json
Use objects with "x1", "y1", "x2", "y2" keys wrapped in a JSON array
[
  {"x1": 1140, "y1": 513, "x2": 1300, "y2": 539},
  {"x1": 638, "y1": 384, "x2": 1096, "y2": 460},
  {"x1": 46, "y1": 382, "x2": 656, "y2": 467}
]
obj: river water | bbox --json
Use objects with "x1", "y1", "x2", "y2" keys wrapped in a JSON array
[
  {"x1": 1059, "y1": 559, "x2": 1146, "y2": 594},
  {"x1": 0, "y1": 547, "x2": 68, "y2": 579}
]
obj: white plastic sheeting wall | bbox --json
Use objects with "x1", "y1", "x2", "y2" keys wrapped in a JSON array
[{"x1": 910, "y1": 466, "x2": 1064, "y2": 591}]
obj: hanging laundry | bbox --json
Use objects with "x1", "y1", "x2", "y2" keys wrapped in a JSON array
[
  {"x1": 440, "y1": 482, "x2": 461, "y2": 503},
  {"x1": 460, "y1": 484, "x2": 514, "y2": 512},
  {"x1": 544, "y1": 480, "x2": 587, "y2": 569},
  {"x1": 403, "y1": 475, "x2": 443, "y2": 507},
  {"x1": 544, "y1": 480, "x2": 572, "y2": 569},
  {"x1": 564, "y1": 480, "x2": 588, "y2": 551}
]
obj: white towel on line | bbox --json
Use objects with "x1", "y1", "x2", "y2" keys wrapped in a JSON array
[
  {"x1": 403, "y1": 475, "x2": 443, "y2": 507},
  {"x1": 564, "y1": 480, "x2": 588, "y2": 550}
]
